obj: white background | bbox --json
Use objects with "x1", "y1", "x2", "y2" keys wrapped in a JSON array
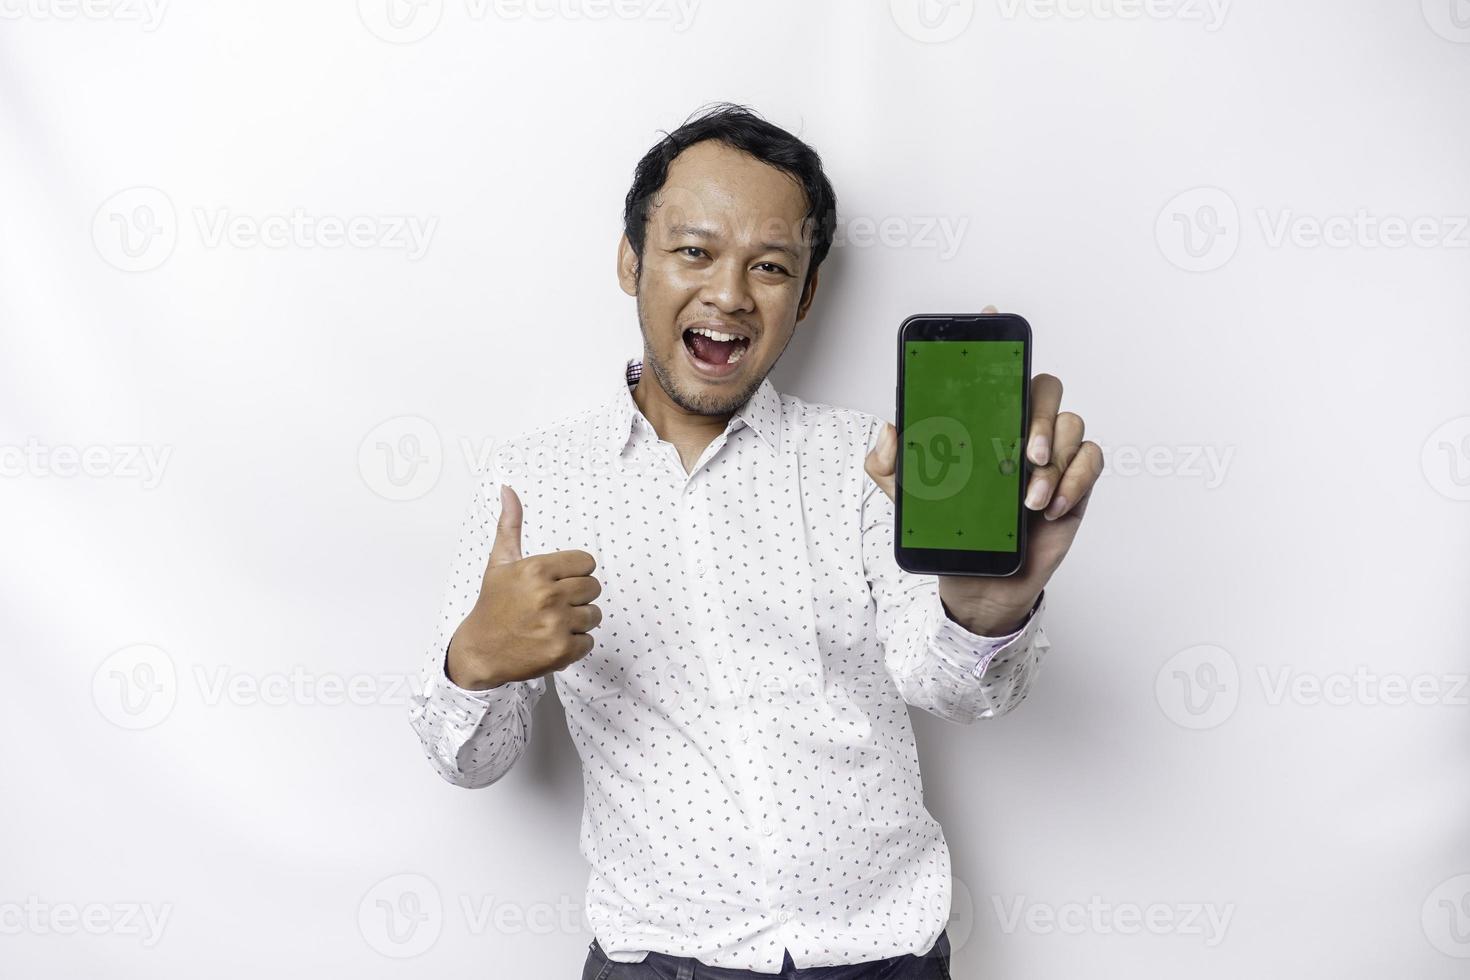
[{"x1": 3, "y1": 1, "x2": 1468, "y2": 976}]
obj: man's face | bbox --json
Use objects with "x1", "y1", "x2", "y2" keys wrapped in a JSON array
[{"x1": 617, "y1": 139, "x2": 819, "y2": 416}]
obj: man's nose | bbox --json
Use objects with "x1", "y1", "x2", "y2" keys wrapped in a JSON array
[{"x1": 699, "y1": 258, "x2": 754, "y2": 313}]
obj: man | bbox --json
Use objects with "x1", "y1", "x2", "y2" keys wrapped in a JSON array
[{"x1": 407, "y1": 102, "x2": 1102, "y2": 979}]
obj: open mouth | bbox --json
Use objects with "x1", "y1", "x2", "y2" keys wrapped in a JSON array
[{"x1": 681, "y1": 325, "x2": 752, "y2": 376}]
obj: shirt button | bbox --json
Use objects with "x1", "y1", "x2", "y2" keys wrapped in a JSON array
[
  {"x1": 761, "y1": 822, "x2": 773, "y2": 836},
  {"x1": 778, "y1": 910, "x2": 792, "y2": 923},
  {"x1": 695, "y1": 560, "x2": 705, "y2": 577},
  {"x1": 739, "y1": 728, "x2": 749, "y2": 742}
]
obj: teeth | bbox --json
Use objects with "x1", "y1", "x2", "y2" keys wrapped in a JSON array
[
  {"x1": 689, "y1": 325, "x2": 746, "y2": 343},
  {"x1": 727, "y1": 345, "x2": 746, "y2": 364}
]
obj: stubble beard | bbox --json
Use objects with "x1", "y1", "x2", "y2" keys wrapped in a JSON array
[{"x1": 635, "y1": 283, "x2": 774, "y2": 417}]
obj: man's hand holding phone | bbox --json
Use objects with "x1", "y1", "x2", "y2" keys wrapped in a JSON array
[
  {"x1": 864, "y1": 304, "x2": 1104, "y2": 636},
  {"x1": 446, "y1": 485, "x2": 604, "y2": 690}
]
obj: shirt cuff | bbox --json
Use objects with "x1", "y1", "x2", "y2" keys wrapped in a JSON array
[
  {"x1": 432, "y1": 645, "x2": 518, "y2": 712},
  {"x1": 931, "y1": 588, "x2": 1046, "y2": 679}
]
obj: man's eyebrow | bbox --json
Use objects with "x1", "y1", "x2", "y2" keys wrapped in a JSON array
[{"x1": 667, "y1": 222, "x2": 802, "y2": 260}]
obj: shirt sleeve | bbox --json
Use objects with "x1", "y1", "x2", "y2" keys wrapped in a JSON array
[
  {"x1": 860, "y1": 418, "x2": 1054, "y2": 725},
  {"x1": 406, "y1": 462, "x2": 546, "y2": 788}
]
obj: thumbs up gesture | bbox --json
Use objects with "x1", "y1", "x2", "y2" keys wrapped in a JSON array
[{"x1": 446, "y1": 484, "x2": 603, "y2": 690}]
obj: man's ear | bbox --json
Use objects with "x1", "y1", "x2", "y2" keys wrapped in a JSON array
[
  {"x1": 795, "y1": 265, "x2": 820, "y2": 322},
  {"x1": 616, "y1": 234, "x2": 639, "y2": 297}
]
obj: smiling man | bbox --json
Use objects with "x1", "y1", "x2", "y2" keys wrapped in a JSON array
[{"x1": 407, "y1": 102, "x2": 1102, "y2": 979}]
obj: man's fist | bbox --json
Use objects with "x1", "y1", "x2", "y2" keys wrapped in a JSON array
[{"x1": 445, "y1": 484, "x2": 603, "y2": 690}]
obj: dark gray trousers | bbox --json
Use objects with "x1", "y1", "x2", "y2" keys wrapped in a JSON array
[{"x1": 582, "y1": 929, "x2": 951, "y2": 980}]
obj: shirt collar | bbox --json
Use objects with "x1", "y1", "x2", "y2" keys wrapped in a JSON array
[{"x1": 603, "y1": 355, "x2": 782, "y2": 468}]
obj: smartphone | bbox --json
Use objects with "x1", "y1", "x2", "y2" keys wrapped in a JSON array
[{"x1": 894, "y1": 313, "x2": 1032, "y2": 577}]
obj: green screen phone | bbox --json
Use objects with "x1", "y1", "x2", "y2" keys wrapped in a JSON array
[{"x1": 894, "y1": 313, "x2": 1031, "y2": 576}]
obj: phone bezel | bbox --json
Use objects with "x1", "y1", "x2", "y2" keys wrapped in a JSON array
[{"x1": 894, "y1": 312, "x2": 1032, "y2": 577}]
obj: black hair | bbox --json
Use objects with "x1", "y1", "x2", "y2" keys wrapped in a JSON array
[{"x1": 622, "y1": 102, "x2": 838, "y2": 297}]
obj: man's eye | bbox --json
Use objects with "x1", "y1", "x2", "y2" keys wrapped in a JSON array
[
  {"x1": 755, "y1": 263, "x2": 790, "y2": 276},
  {"x1": 680, "y1": 247, "x2": 707, "y2": 259}
]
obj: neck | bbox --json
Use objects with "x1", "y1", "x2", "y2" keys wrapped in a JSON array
[{"x1": 631, "y1": 370, "x2": 733, "y2": 451}]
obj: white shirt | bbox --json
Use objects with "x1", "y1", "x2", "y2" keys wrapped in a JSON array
[{"x1": 407, "y1": 356, "x2": 1052, "y2": 974}]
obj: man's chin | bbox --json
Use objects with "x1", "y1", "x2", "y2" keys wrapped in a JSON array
[{"x1": 653, "y1": 349, "x2": 758, "y2": 416}]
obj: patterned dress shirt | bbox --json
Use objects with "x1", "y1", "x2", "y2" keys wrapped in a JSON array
[{"x1": 407, "y1": 355, "x2": 1052, "y2": 973}]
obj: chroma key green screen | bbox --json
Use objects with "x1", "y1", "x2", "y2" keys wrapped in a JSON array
[{"x1": 900, "y1": 340, "x2": 1025, "y2": 553}]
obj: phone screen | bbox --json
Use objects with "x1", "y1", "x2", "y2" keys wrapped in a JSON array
[{"x1": 900, "y1": 339, "x2": 1025, "y2": 553}]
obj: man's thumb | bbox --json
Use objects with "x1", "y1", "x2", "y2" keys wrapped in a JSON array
[
  {"x1": 489, "y1": 483, "x2": 523, "y2": 565},
  {"x1": 864, "y1": 423, "x2": 898, "y2": 503}
]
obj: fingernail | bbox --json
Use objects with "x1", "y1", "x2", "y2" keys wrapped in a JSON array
[
  {"x1": 1025, "y1": 478, "x2": 1049, "y2": 510},
  {"x1": 1029, "y1": 434, "x2": 1049, "y2": 466},
  {"x1": 1044, "y1": 495, "x2": 1067, "y2": 520}
]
